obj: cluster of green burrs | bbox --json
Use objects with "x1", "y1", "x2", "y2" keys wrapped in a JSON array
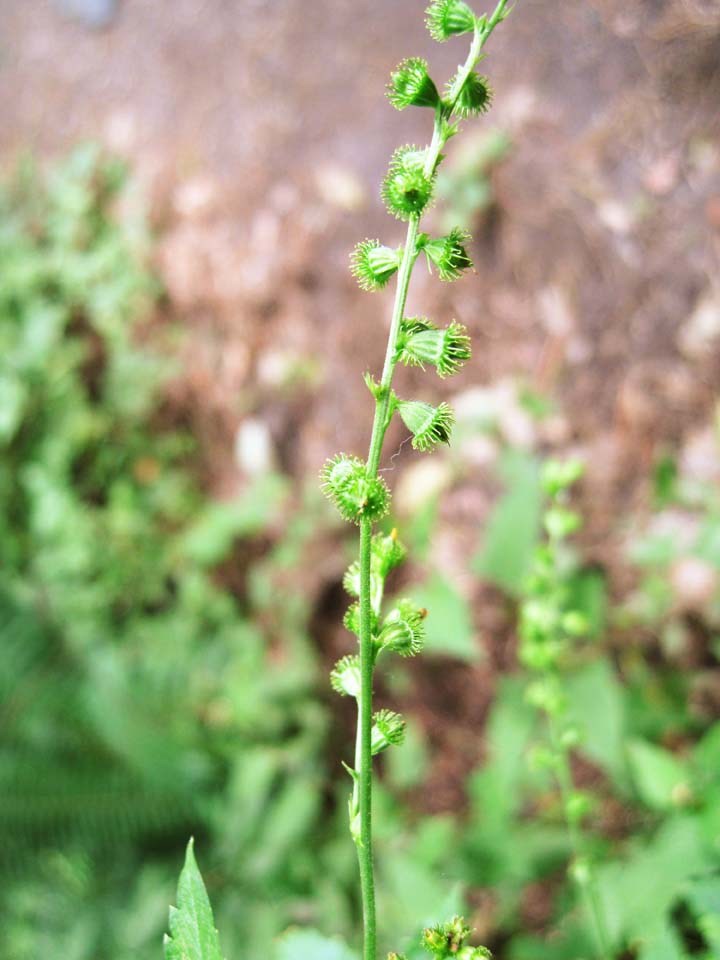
[
  {"x1": 520, "y1": 460, "x2": 612, "y2": 958},
  {"x1": 320, "y1": 4, "x2": 513, "y2": 960},
  {"x1": 389, "y1": 916, "x2": 492, "y2": 960}
]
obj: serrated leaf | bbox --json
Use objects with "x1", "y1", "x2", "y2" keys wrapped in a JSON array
[{"x1": 164, "y1": 839, "x2": 225, "y2": 960}]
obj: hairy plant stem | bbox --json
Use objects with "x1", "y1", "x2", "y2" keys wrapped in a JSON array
[{"x1": 352, "y1": 7, "x2": 512, "y2": 960}]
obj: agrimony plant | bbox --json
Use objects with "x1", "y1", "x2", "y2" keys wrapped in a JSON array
[
  {"x1": 520, "y1": 460, "x2": 611, "y2": 958},
  {"x1": 322, "y1": 3, "x2": 514, "y2": 959}
]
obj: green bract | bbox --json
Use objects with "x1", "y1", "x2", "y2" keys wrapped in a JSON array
[
  {"x1": 350, "y1": 239, "x2": 403, "y2": 291},
  {"x1": 397, "y1": 399, "x2": 455, "y2": 451},
  {"x1": 382, "y1": 146, "x2": 434, "y2": 220},
  {"x1": 378, "y1": 599, "x2": 426, "y2": 657},
  {"x1": 331, "y1": 654, "x2": 362, "y2": 697},
  {"x1": 387, "y1": 58, "x2": 440, "y2": 110},
  {"x1": 426, "y1": 0, "x2": 477, "y2": 42},
  {"x1": 398, "y1": 318, "x2": 472, "y2": 377},
  {"x1": 452, "y1": 71, "x2": 493, "y2": 117},
  {"x1": 370, "y1": 709, "x2": 406, "y2": 754},
  {"x1": 422, "y1": 227, "x2": 474, "y2": 281}
]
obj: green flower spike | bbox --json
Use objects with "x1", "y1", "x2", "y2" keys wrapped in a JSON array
[
  {"x1": 397, "y1": 399, "x2": 455, "y2": 451},
  {"x1": 378, "y1": 599, "x2": 427, "y2": 657},
  {"x1": 321, "y1": 453, "x2": 390, "y2": 524},
  {"x1": 351, "y1": 239, "x2": 403, "y2": 291},
  {"x1": 371, "y1": 709, "x2": 406, "y2": 755},
  {"x1": 382, "y1": 146, "x2": 434, "y2": 221},
  {"x1": 331, "y1": 655, "x2": 361, "y2": 697},
  {"x1": 387, "y1": 58, "x2": 440, "y2": 110},
  {"x1": 453, "y1": 71, "x2": 494, "y2": 117},
  {"x1": 399, "y1": 318, "x2": 472, "y2": 378},
  {"x1": 422, "y1": 227, "x2": 473, "y2": 281},
  {"x1": 426, "y1": 0, "x2": 476, "y2": 42}
]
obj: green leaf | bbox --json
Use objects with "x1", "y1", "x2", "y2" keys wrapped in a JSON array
[
  {"x1": 565, "y1": 659, "x2": 627, "y2": 787},
  {"x1": 164, "y1": 839, "x2": 225, "y2": 960},
  {"x1": 473, "y1": 451, "x2": 542, "y2": 594},
  {"x1": 180, "y1": 474, "x2": 288, "y2": 565},
  {"x1": 275, "y1": 929, "x2": 357, "y2": 960},
  {"x1": 627, "y1": 739, "x2": 690, "y2": 811}
]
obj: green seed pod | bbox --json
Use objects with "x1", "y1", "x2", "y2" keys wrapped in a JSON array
[
  {"x1": 559, "y1": 724, "x2": 584, "y2": 749},
  {"x1": 525, "y1": 677, "x2": 567, "y2": 717},
  {"x1": 343, "y1": 560, "x2": 361, "y2": 597},
  {"x1": 382, "y1": 146, "x2": 434, "y2": 221},
  {"x1": 343, "y1": 602, "x2": 379, "y2": 638},
  {"x1": 321, "y1": 453, "x2": 391, "y2": 524},
  {"x1": 561, "y1": 610, "x2": 590, "y2": 637},
  {"x1": 541, "y1": 458, "x2": 585, "y2": 498},
  {"x1": 330, "y1": 655, "x2": 361, "y2": 697},
  {"x1": 452, "y1": 71, "x2": 493, "y2": 117},
  {"x1": 378, "y1": 599, "x2": 426, "y2": 657},
  {"x1": 372, "y1": 528, "x2": 407, "y2": 578},
  {"x1": 457, "y1": 948, "x2": 492, "y2": 960},
  {"x1": 371, "y1": 708, "x2": 407, "y2": 754},
  {"x1": 398, "y1": 318, "x2": 471, "y2": 377},
  {"x1": 397, "y1": 399, "x2": 454, "y2": 451},
  {"x1": 543, "y1": 506, "x2": 581, "y2": 540},
  {"x1": 387, "y1": 57, "x2": 440, "y2": 110},
  {"x1": 425, "y1": 0, "x2": 476, "y2": 42},
  {"x1": 350, "y1": 239, "x2": 403, "y2": 291},
  {"x1": 565, "y1": 790, "x2": 593, "y2": 824},
  {"x1": 422, "y1": 227, "x2": 473, "y2": 281}
]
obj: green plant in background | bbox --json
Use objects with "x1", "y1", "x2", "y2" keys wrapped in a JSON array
[
  {"x1": 0, "y1": 145, "x2": 338, "y2": 960},
  {"x1": 519, "y1": 460, "x2": 610, "y2": 958},
  {"x1": 435, "y1": 128, "x2": 512, "y2": 232},
  {"x1": 320, "y1": 3, "x2": 514, "y2": 960}
]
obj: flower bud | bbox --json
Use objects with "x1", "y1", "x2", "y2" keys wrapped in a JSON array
[
  {"x1": 372, "y1": 528, "x2": 407, "y2": 578},
  {"x1": 371, "y1": 708, "x2": 407, "y2": 754},
  {"x1": 330, "y1": 655, "x2": 361, "y2": 697},
  {"x1": 525, "y1": 678, "x2": 567, "y2": 717},
  {"x1": 321, "y1": 453, "x2": 391, "y2": 524},
  {"x1": 561, "y1": 610, "x2": 589, "y2": 637},
  {"x1": 543, "y1": 506, "x2": 581, "y2": 540},
  {"x1": 350, "y1": 239, "x2": 403, "y2": 291},
  {"x1": 382, "y1": 146, "x2": 434, "y2": 221},
  {"x1": 559, "y1": 724, "x2": 584, "y2": 749},
  {"x1": 343, "y1": 560, "x2": 361, "y2": 597},
  {"x1": 425, "y1": 0, "x2": 476, "y2": 42},
  {"x1": 457, "y1": 948, "x2": 492, "y2": 960},
  {"x1": 398, "y1": 318, "x2": 472, "y2": 378},
  {"x1": 565, "y1": 790, "x2": 593, "y2": 824},
  {"x1": 343, "y1": 602, "x2": 379, "y2": 638},
  {"x1": 422, "y1": 925, "x2": 448, "y2": 955},
  {"x1": 452, "y1": 71, "x2": 493, "y2": 118},
  {"x1": 422, "y1": 228, "x2": 473, "y2": 281},
  {"x1": 541, "y1": 458, "x2": 585, "y2": 498},
  {"x1": 387, "y1": 58, "x2": 440, "y2": 110},
  {"x1": 397, "y1": 399, "x2": 454, "y2": 451},
  {"x1": 423, "y1": 916, "x2": 473, "y2": 956},
  {"x1": 378, "y1": 599, "x2": 426, "y2": 657}
]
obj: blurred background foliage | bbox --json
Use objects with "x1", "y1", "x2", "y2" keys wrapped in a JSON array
[{"x1": 1, "y1": 1, "x2": 720, "y2": 958}]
